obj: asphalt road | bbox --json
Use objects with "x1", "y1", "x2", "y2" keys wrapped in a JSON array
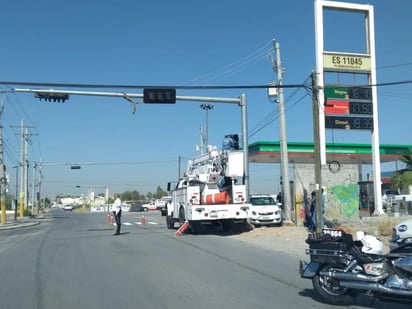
[{"x1": 0, "y1": 209, "x2": 410, "y2": 309}]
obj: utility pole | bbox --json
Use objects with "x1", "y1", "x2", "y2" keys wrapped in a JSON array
[
  {"x1": 11, "y1": 119, "x2": 36, "y2": 217},
  {"x1": 19, "y1": 120, "x2": 25, "y2": 217},
  {"x1": 312, "y1": 71, "x2": 323, "y2": 232},
  {"x1": 272, "y1": 40, "x2": 292, "y2": 222},
  {"x1": 13, "y1": 165, "x2": 18, "y2": 221},
  {"x1": 37, "y1": 166, "x2": 43, "y2": 213},
  {"x1": 31, "y1": 163, "x2": 42, "y2": 216},
  {"x1": 0, "y1": 106, "x2": 6, "y2": 224},
  {"x1": 24, "y1": 127, "x2": 29, "y2": 212}
]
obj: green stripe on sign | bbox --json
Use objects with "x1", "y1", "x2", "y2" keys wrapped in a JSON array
[{"x1": 324, "y1": 86, "x2": 349, "y2": 99}]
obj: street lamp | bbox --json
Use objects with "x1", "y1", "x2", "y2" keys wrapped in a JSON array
[{"x1": 200, "y1": 104, "x2": 214, "y2": 152}]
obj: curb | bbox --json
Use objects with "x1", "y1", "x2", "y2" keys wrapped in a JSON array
[{"x1": 0, "y1": 220, "x2": 41, "y2": 230}]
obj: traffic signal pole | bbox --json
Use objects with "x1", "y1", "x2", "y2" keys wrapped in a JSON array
[{"x1": 13, "y1": 88, "x2": 251, "y2": 202}]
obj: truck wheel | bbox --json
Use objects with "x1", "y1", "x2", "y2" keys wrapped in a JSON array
[
  {"x1": 166, "y1": 216, "x2": 174, "y2": 229},
  {"x1": 189, "y1": 221, "x2": 203, "y2": 234},
  {"x1": 222, "y1": 220, "x2": 234, "y2": 233},
  {"x1": 235, "y1": 219, "x2": 251, "y2": 232},
  {"x1": 178, "y1": 207, "x2": 185, "y2": 225}
]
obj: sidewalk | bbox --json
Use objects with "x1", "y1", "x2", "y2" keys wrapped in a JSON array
[
  {"x1": 233, "y1": 225, "x2": 309, "y2": 259},
  {"x1": 0, "y1": 211, "x2": 51, "y2": 231}
]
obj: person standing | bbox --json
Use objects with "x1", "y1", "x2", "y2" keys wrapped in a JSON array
[
  {"x1": 112, "y1": 193, "x2": 122, "y2": 235},
  {"x1": 303, "y1": 189, "x2": 311, "y2": 228},
  {"x1": 309, "y1": 191, "x2": 316, "y2": 232}
]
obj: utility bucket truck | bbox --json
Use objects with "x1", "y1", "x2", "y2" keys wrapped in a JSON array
[{"x1": 165, "y1": 136, "x2": 250, "y2": 234}]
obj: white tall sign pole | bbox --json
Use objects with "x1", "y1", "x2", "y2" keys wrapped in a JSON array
[{"x1": 314, "y1": 0, "x2": 383, "y2": 214}]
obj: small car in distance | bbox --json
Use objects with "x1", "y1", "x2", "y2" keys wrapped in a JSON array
[
  {"x1": 248, "y1": 194, "x2": 282, "y2": 227},
  {"x1": 63, "y1": 204, "x2": 73, "y2": 211},
  {"x1": 129, "y1": 204, "x2": 145, "y2": 212}
]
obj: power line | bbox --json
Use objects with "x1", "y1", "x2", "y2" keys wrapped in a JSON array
[
  {"x1": 183, "y1": 40, "x2": 273, "y2": 85},
  {"x1": 248, "y1": 76, "x2": 312, "y2": 138},
  {"x1": 0, "y1": 81, "x2": 308, "y2": 90},
  {"x1": 1, "y1": 77, "x2": 409, "y2": 92},
  {"x1": 377, "y1": 62, "x2": 412, "y2": 70},
  {"x1": 36, "y1": 159, "x2": 177, "y2": 167}
]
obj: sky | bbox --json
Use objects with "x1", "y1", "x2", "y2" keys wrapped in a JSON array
[{"x1": 0, "y1": 0, "x2": 411, "y2": 200}]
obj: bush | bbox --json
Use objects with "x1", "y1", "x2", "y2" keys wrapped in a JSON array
[{"x1": 17, "y1": 209, "x2": 32, "y2": 217}]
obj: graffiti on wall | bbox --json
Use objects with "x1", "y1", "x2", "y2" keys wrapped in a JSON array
[
  {"x1": 328, "y1": 183, "x2": 359, "y2": 218},
  {"x1": 296, "y1": 189, "x2": 310, "y2": 226},
  {"x1": 295, "y1": 183, "x2": 359, "y2": 226}
]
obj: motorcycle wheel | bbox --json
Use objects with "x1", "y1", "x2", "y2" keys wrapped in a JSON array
[{"x1": 312, "y1": 263, "x2": 357, "y2": 306}]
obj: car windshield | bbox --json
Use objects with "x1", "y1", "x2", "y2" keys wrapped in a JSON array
[{"x1": 251, "y1": 196, "x2": 276, "y2": 206}]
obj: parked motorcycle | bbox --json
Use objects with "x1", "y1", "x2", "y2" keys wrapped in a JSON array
[{"x1": 299, "y1": 229, "x2": 412, "y2": 305}]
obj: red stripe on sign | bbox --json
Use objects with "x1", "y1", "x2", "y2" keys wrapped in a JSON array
[{"x1": 325, "y1": 99, "x2": 349, "y2": 115}]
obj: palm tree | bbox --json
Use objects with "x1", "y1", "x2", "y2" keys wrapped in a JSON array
[{"x1": 391, "y1": 150, "x2": 412, "y2": 193}]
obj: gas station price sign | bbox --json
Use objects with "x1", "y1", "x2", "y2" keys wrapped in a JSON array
[
  {"x1": 324, "y1": 86, "x2": 372, "y2": 101},
  {"x1": 349, "y1": 101, "x2": 372, "y2": 115},
  {"x1": 324, "y1": 85, "x2": 374, "y2": 130},
  {"x1": 348, "y1": 87, "x2": 372, "y2": 100},
  {"x1": 325, "y1": 115, "x2": 373, "y2": 130}
]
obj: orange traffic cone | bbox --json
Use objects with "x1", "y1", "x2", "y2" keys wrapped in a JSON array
[
  {"x1": 175, "y1": 221, "x2": 189, "y2": 236},
  {"x1": 141, "y1": 214, "x2": 146, "y2": 226},
  {"x1": 107, "y1": 214, "x2": 114, "y2": 225}
]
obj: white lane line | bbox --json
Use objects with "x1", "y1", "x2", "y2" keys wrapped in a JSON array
[{"x1": 135, "y1": 222, "x2": 159, "y2": 225}]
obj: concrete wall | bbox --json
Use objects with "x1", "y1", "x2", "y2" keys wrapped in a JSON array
[{"x1": 293, "y1": 163, "x2": 360, "y2": 227}]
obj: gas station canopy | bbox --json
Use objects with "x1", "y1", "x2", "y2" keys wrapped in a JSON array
[{"x1": 248, "y1": 141, "x2": 412, "y2": 165}]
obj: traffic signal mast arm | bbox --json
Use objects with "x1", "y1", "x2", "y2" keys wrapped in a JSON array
[
  {"x1": 14, "y1": 88, "x2": 249, "y2": 198},
  {"x1": 13, "y1": 88, "x2": 241, "y2": 105}
]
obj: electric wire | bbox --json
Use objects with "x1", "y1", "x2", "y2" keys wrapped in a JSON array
[
  {"x1": 1, "y1": 78, "x2": 412, "y2": 91},
  {"x1": 183, "y1": 40, "x2": 274, "y2": 85},
  {"x1": 1, "y1": 55, "x2": 412, "y2": 195},
  {"x1": 248, "y1": 75, "x2": 312, "y2": 139}
]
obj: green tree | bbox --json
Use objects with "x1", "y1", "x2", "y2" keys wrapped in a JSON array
[
  {"x1": 107, "y1": 185, "x2": 168, "y2": 204},
  {"x1": 43, "y1": 197, "x2": 51, "y2": 208},
  {"x1": 153, "y1": 186, "x2": 167, "y2": 199},
  {"x1": 391, "y1": 150, "x2": 412, "y2": 193},
  {"x1": 120, "y1": 190, "x2": 145, "y2": 202},
  {"x1": 5, "y1": 193, "x2": 15, "y2": 210},
  {"x1": 120, "y1": 191, "x2": 132, "y2": 201}
]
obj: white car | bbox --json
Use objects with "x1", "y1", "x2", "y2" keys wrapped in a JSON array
[
  {"x1": 63, "y1": 204, "x2": 73, "y2": 211},
  {"x1": 248, "y1": 194, "x2": 282, "y2": 226}
]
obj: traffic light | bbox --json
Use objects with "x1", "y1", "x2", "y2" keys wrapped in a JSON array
[
  {"x1": 34, "y1": 92, "x2": 69, "y2": 103},
  {"x1": 143, "y1": 88, "x2": 176, "y2": 104}
]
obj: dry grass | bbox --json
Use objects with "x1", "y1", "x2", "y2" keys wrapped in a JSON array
[
  {"x1": 374, "y1": 218, "x2": 399, "y2": 236},
  {"x1": 340, "y1": 216, "x2": 406, "y2": 237}
]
